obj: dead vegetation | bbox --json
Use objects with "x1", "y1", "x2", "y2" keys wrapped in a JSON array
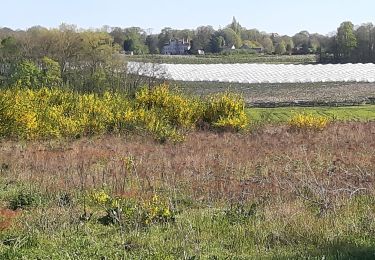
[{"x1": 1, "y1": 122, "x2": 374, "y2": 207}]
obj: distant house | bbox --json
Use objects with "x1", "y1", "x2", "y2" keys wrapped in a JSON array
[
  {"x1": 162, "y1": 39, "x2": 191, "y2": 55},
  {"x1": 197, "y1": 50, "x2": 205, "y2": 55}
]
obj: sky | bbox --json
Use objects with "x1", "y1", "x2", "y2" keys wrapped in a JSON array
[{"x1": 0, "y1": 0, "x2": 374, "y2": 36}]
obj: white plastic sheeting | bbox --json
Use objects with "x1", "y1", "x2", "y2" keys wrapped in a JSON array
[{"x1": 127, "y1": 62, "x2": 375, "y2": 84}]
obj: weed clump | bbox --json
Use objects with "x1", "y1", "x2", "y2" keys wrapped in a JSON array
[
  {"x1": 9, "y1": 192, "x2": 39, "y2": 210},
  {"x1": 91, "y1": 190, "x2": 174, "y2": 227}
]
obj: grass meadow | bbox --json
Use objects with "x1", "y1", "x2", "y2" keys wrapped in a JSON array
[
  {"x1": 0, "y1": 121, "x2": 374, "y2": 258},
  {"x1": 0, "y1": 84, "x2": 374, "y2": 259}
]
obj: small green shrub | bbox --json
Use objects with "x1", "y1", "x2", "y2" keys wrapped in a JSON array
[
  {"x1": 91, "y1": 190, "x2": 175, "y2": 227},
  {"x1": 9, "y1": 192, "x2": 38, "y2": 210},
  {"x1": 91, "y1": 190, "x2": 139, "y2": 226},
  {"x1": 142, "y1": 194, "x2": 175, "y2": 225}
]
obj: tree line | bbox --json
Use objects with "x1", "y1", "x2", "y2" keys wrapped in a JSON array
[
  {"x1": 0, "y1": 24, "x2": 153, "y2": 93},
  {"x1": 109, "y1": 18, "x2": 375, "y2": 63},
  {"x1": 0, "y1": 19, "x2": 374, "y2": 92}
]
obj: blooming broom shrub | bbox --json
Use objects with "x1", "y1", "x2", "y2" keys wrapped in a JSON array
[
  {"x1": 0, "y1": 85, "x2": 250, "y2": 141},
  {"x1": 289, "y1": 113, "x2": 330, "y2": 130},
  {"x1": 136, "y1": 84, "x2": 204, "y2": 129},
  {"x1": 204, "y1": 92, "x2": 249, "y2": 131}
]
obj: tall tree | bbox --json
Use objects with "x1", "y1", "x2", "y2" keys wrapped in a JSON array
[
  {"x1": 145, "y1": 35, "x2": 159, "y2": 54},
  {"x1": 228, "y1": 16, "x2": 242, "y2": 35},
  {"x1": 275, "y1": 41, "x2": 286, "y2": 55},
  {"x1": 241, "y1": 29, "x2": 261, "y2": 42},
  {"x1": 110, "y1": 27, "x2": 126, "y2": 48},
  {"x1": 158, "y1": 27, "x2": 174, "y2": 52},
  {"x1": 258, "y1": 36, "x2": 274, "y2": 54},
  {"x1": 336, "y1": 21, "x2": 357, "y2": 61},
  {"x1": 123, "y1": 27, "x2": 148, "y2": 54},
  {"x1": 293, "y1": 31, "x2": 310, "y2": 54},
  {"x1": 210, "y1": 34, "x2": 225, "y2": 53},
  {"x1": 220, "y1": 28, "x2": 242, "y2": 48},
  {"x1": 354, "y1": 23, "x2": 373, "y2": 62},
  {"x1": 191, "y1": 26, "x2": 215, "y2": 53}
]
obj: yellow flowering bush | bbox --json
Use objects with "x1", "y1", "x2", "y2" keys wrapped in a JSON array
[
  {"x1": 204, "y1": 92, "x2": 249, "y2": 131},
  {"x1": 0, "y1": 85, "x2": 250, "y2": 141},
  {"x1": 136, "y1": 84, "x2": 204, "y2": 128},
  {"x1": 289, "y1": 113, "x2": 330, "y2": 130}
]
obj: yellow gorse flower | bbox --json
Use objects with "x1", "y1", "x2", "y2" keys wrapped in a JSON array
[
  {"x1": 289, "y1": 113, "x2": 330, "y2": 130},
  {"x1": 0, "y1": 85, "x2": 249, "y2": 141}
]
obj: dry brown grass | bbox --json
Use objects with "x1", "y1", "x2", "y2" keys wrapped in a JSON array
[
  {"x1": 0, "y1": 209, "x2": 20, "y2": 231},
  {"x1": 0, "y1": 122, "x2": 374, "y2": 207}
]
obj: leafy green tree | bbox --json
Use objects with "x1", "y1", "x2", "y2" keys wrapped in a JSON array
[
  {"x1": 285, "y1": 39, "x2": 294, "y2": 55},
  {"x1": 124, "y1": 38, "x2": 136, "y2": 52},
  {"x1": 354, "y1": 23, "x2": 373, "y2": 62},
  {"x1": 228, "y1": 17, "x2": 242, "y2": 35},
  {"x1": 191, "y1": 26, "x2": 215, "y2": 53},
  {"x1": 293, "y1": 31, "x2": 310, "y2": 54},
  {"x1": 336, "y1": 21, "x2": 357, "y2": 60},
  {"x1": 52, "y1": 24, "x2": 83, "y2": 77},
  {"x1": 11, "y1": 60, "x2": 41, "y2": 88},
  {"x1": 210, "y1": 35, "x2": 225, "y2": 53},
  {"x1": 242, "y1": 40, "x2": 262, "y2": 48},
  {"x1": 158, "y1": 27, "x2": 174, "y2": 52},
  {"x1": 110, "y1": 27, "x2": 126, "y2": 47},
  {"x1": 258, "y1": 36, "x2": 274, "y2": 54},
  {"x1": 0, "y1": 37, "x2": 21, "y2": 62},
  {"x1": 145, "y1": 35, "x2": 159, "y2": 54},
  {"x1": 123, "y1": 27, "x2": 148, "y2": 54},
  {"x1": 275, "y1": 41, "x2": 286, "y2": 55},
  {"x1": 175, "y1": 29, "x2": 194, "y2": 41},
  {"x1": 241, "y1": 29, "x2": 261, "y2": 42},
  {"x1": 41, "y1": 57, "x2": 62, "y2": 87},
  {"x1": 221, "y1": 28, "x2": 242, "y2": 48}
]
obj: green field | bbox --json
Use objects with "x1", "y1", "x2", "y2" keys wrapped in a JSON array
[
  {"x1": 248, "y1": 105, "x2": 375, "y2": 124},
  {"x1": 126, "y1": 54, "x2": 318, "y2": 64}
]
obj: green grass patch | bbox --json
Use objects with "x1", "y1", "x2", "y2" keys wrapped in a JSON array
[{"x1": 248, "y1": 105, "x2": 375, "y2": 124}]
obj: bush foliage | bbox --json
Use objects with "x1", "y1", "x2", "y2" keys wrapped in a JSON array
[
  {"x1": 0, "y1": 85, "x2": 249, "y2": 142},
  {"x1": 288, "y1": 113, "x2": 330, "y2": 130}
]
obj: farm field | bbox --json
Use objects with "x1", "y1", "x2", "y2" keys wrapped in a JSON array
[
  {"x1": 173, "y1": 81, "x2": 375, "y2": 106},
  {"x1": 125, "y1": 54, "x2": 318, "y2": 64},
  {"x1": 128, "y1": 62, "x2": 375, "y2": 84}
]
